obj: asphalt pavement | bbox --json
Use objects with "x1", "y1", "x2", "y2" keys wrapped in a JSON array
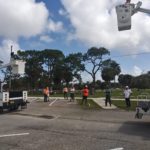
[{"x1": 0, "y1": 98, "x2": 150, "y2": 150}]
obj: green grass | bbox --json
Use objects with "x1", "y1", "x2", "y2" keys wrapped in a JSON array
[
  {"x1": 112, "y1": 100, "x2": 138, "y2": 111},
  {"x1": 29, "y1": 89, "x2": 150, "y2": 99},
  {"x1": 95, "y1": 89, "x2": 150, "y2": 99},
  {"x1": 76, "y1": 99, "x2": 101, "y2": 109}
]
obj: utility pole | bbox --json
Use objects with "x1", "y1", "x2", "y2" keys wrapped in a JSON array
[{"x1": 9, "y1": 45, "x2": 13, "y2": 90}]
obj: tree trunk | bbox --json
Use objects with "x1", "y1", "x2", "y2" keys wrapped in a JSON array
[{"x1": 92, "y1": 75, "x2": 96, "y2": 95}]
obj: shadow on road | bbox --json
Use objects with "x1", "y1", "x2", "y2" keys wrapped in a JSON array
[{"x1": 118, "y1": 121, "x2": 150, "y2": 140}]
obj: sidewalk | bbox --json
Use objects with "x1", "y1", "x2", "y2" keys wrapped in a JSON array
[{"x1": 92, "y1": 98, "x2": 117, "y2": 109}]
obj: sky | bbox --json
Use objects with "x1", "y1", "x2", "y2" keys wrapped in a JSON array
[{"x1": 0, "y1": 0, "x2": 150, "y2": 82}]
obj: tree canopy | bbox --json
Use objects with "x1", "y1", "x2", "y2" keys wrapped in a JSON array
[{"x1": 83, "y1": 47, "x2": 110, "y2": 88}]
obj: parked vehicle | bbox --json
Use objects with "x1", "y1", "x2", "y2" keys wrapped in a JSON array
[
  {"x1": 0, "y1": 91, "x2": 28, "y2": 112},
  {"x1": 0, "y1": 47, "x2": 28, "y2": 113}
]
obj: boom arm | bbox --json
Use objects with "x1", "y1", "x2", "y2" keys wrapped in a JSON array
[
  {"x1": 132, "y1": 1, "x2": 150, "y2": 15},
  {"x1": 138, "y1": 8, "x2": 150, "y2": 14}
]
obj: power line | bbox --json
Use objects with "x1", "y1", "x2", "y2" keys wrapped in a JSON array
[{"x1": 111, "y1": 51, "x2": 150, "y2": 58}]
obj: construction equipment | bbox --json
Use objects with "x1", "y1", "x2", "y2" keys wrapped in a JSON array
[
  {"x1": 0, "y1": 91, "x2": 27, "y2": 112},
  {"x1": 116, "y1": 0, "x2": 150, "y2": 31},
  {"x1": 0, "y1": 46, "x2": 27, "y2": 112}
]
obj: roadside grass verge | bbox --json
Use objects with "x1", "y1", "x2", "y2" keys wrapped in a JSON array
[
  {"x1": 29, "y1": 88, "x2": 150, "y2": 99},
  {"x1": 76, "y1": 99, "x2": 101, "y2": 109},
  {"x1": 112, "y1": 100, "x2": 138, "y2": 111}
]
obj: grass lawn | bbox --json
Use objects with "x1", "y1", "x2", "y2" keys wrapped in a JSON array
[
  {"x1": 29, "y1": 88, "x2": 150, "y2": 99},
  {"x1": 76, "y1": 99, "x2": 101, "y2": 109},
  {"x1": 112, "y1": 100, "x2": 138, "y2": 111}
]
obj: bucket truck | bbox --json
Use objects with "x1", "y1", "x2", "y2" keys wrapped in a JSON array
[{"x1": 0, "y1": 47, "x2": 27, "y2": 112}]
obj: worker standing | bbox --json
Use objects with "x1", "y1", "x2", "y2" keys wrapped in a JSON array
[
  {"x1": 69, "y1": 86, "x2": 75, "y2": 102},
  {"x1": 43, "y1": 87, "x2": 49, "y2": 102},
  {"x1": 63, "y1": 86, "x2": 68, "y2": 100},
  {"x1": 124, "y1": 86, "x2": 132, "y2": 108},
  {"x1": 81, "y1": 85, "x2": 89, "y2": 105},
  {"x1": 105, "y1": 86, "x2": 111, "y2": 107}
]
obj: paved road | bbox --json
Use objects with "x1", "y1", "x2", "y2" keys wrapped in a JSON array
[{"x1": 0, "y1": 98, "x2": 150, "y2": 150}]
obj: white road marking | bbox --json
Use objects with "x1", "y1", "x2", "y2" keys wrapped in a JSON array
[
  {"x1": 110, "y1": 148, "x2": 124, "y2": 150},
  {"x1": 67, "y1": 102, "x2": 77, "y2": 105},
  {"x1": 0, "y1": 133, "x2": 29, "y2": 138},
  {"x1": 49, "y1": 99, "x2": 57, "y2": 106}
]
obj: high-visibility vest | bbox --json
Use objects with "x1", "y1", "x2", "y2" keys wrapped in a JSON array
[
  {"x1": 83, "y1": 88, "x2": 89, "y2": 96},
  {"x1": 43, "y1": 88, "x2": 49, "y2": 95},
  {"x1": 63, "y1": 87, "x2": 68, "y2": 92}
]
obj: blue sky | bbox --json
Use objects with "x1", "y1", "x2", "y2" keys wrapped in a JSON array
[
  {"x1": 0, "y1": 0, "x2": 150, "y2": 81},
  {"x1": 19, "y1": 0, "x2": 86, "y2": 55}
]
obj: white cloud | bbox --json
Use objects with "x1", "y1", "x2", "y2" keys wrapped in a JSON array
[
  {"x1": 59, "y1": 9, "x2": 68, "y2": 16},
  {"x1": 40, "y1": 35, "x2": 53, "y2": 43},
  {"x1": 0, "y1": 0, "x2": 49, "y2": 39},
  {"x1": 132, "y1": 66, "x2": 142, "y2": 76},
  {"x1": 47, "y1": 19, "x2": 64, "y2": 32},
  {"x1": 0, "y1": 0, "x2": 65, "y2": 63},
  {"x1": 121, "y1": 65, "x2": 142, "y2": 76},
  {"x1": 0, "y1": 40, "x2": 21, "y2": 63},
  {"x1": 66, "y1": 32, "x2": 77, "y2": 42},
  {"x1": 61, "y1": 0, "x2": 150, "y2": 54}
]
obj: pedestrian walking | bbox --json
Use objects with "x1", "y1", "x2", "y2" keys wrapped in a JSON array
[
  {"x1": 81, "y1": 85, "x2": 89, "y2": 105},
  {"x1": 105, "y1": 86, "x2": 111, "y2": 107},
  {"x1": 69, "y1": 86, "x2": 75, "y2": 102},
  {"x1": 43, "y1": 87, "x2": 49, "y2": 102},
  {"x1": 63, "y1": 86, "x2": 68, "y2": 100},
  {"x1": 124, "y1": 86, "x2": 132, "y2": 108}
]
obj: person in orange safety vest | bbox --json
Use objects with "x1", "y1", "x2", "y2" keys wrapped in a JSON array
[
  {"x1": 43, "y1": 87, "x2": 49, "y2": 102},
  {"x1": 81, "y1": 85, "x2": 89, "y2": 105}
]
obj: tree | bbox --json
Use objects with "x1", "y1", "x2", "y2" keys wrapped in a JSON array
[
  {"x1": 132, "y1": 73, "x2": 150, "y2": 89},
  {"x1": 118, "y1": 74, "x2": 133, "y2": 87},
  {"x1": 101, "y1": 59, "x2": 121, "y2": 83},
  {"x1": 41, "y1": 49, "x2": 65, "y2": 85},
  {"x1": 83, "y1": 47, "x2": 110, "y2": 88},
  {"x1": 51, "y1": 53, "x2": 84, "y2": 87},
  {"x1": 64, "y1": 53, "x2": 84, "y2": 83},
  {"x1": 53, "y1": 62, "x2": 73, "y2": 88},
  {"x1": 18, "y1": 50, "x2": 43, "y2": 89},
  {"x1": 101, "y1": 67, "x2": 115, "y2": 83}
]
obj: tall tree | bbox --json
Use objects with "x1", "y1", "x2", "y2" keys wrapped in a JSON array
[
  {"x1": 18, "y1": 50, "x2": 43, "y2": 89},
  {"x1": 41, "y1": 49, "x2": 65, "y2": 85},
  {"x1": 83, "y1": 47, "x2": 110, "y2": 88},
  {"x1": 53, "y1": 53, "x2": 84, "y2": 86},
  {"x1": 52, "y1": 61, "x2": 73, "y2": 88},
  {"x1": 64, "y1": 53, "x2": 84, "y2": 83}
]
